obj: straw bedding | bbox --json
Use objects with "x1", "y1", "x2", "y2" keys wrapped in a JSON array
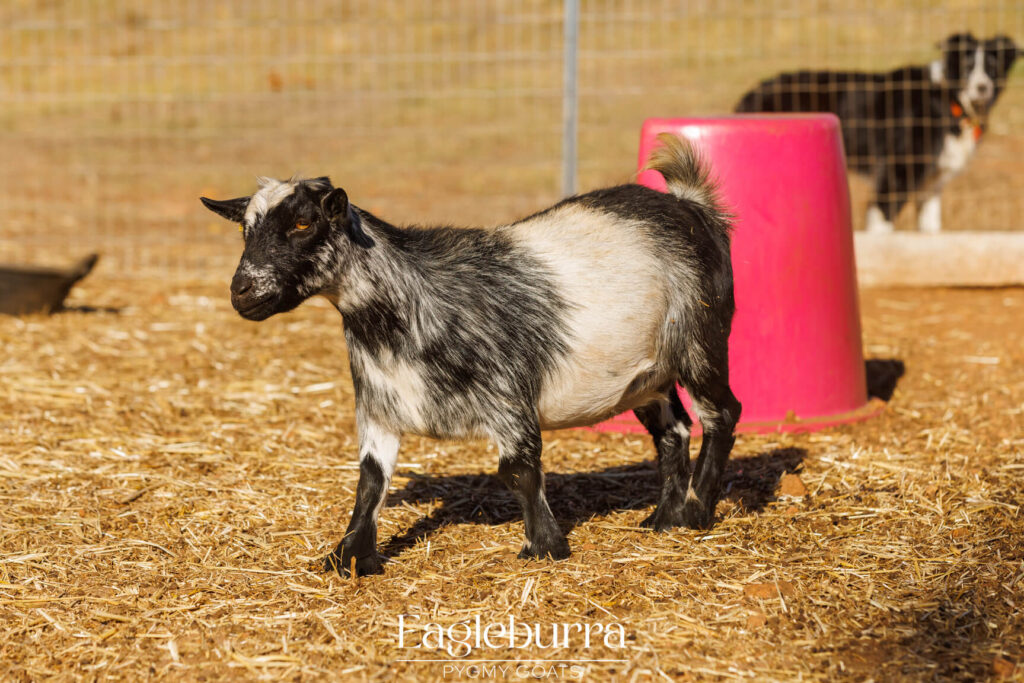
[{"x1": 0, "y1": 278, "x2": 1021, "y2": 680}]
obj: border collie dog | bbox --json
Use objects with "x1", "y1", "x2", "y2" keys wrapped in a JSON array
[{"x1": 735, "y1": 33, "x2": 1018, "y2": 233}]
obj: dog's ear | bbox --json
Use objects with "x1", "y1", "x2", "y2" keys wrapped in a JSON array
[
  {"x1": 937, "y1": 33, "x2": 978, "y2": 80},
  {"x1": 936, "y1": 32, "x2": 976, "y2": 53},
  {"x1": 988, "y1": 35, "x2": 1019, "y2": 78}
]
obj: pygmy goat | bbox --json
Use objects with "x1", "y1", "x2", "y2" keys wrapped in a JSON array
[{"x1": 201, "y1": 134, "x2": 741, "y2": 576}]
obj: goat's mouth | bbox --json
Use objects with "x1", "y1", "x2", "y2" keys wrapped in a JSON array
[{"x1": 233, "y1": 293, "x2": 279, "y2": 320}]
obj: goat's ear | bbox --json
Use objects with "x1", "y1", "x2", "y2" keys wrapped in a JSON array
[
  {"x1": 320, "y1": 187, "x2": 349, "y2": 221},
  {"x1": 200, "y1": 196, "x2": 250, "y2": 223},
  {"x1": 320, "y1": 187, "x2": 374, "y2": 248}
]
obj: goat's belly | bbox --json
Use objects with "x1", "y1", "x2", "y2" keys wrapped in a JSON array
[{"x1": 537, "y1": 354, "x2": 665, "y2": 430}]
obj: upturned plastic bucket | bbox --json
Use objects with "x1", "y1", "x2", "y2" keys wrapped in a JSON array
[{"x1": 592, "y1": 115, "x2": 879, "y2": 434}]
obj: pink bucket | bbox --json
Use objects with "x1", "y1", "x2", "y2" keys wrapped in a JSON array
[{"x1": 593, "y1": 115, "x2": 879, "y2": 434}]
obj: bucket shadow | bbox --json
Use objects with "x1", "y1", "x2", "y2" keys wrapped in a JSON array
[
  {"x1": 865, "y1": 358, "x2": 905, "y2": 401},
  {"x1": 379, "y1": 446, "x2": 807, "y2": 560}
]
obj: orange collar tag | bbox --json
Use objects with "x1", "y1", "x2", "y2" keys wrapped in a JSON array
[{"x1": 951, "y1": 101, "x2": 983, "y2": 140}]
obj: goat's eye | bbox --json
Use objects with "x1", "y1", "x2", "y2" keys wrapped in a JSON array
[{"x1": 295, "y1": 222, "x2": 310, "y2": 231}]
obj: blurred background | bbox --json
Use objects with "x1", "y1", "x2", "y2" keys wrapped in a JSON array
[{"x1": 1, "y1": 0, "x2": 1021, "y2": 279}]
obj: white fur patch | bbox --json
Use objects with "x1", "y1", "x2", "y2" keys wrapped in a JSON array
[
  {"x1": 657, "y1": 398, "x2": 690, "y2": 438},
  {"x1": 359, "y1": 421, "x2": 401, "y2": 472},
  {"x1": 685, "y1": 485, "x2": 700, "y2": 504},
  {"x1": 238, "y1": 260, "x2": 277, "y2": 298},
  {"x1": 865, "y1": 205, "x2": 894, "y2": 234},
  {"x1": 961, "y1": 46, "x2": 994, "y2": 113},
  {"x1": 937, "y1": 124, "x2": 977, "y2": 177},
  {"x1": 358, "y1": 420, "x2": 401, "y2": 523},
  {"x1": 915, "y1": 123, "x2": 978, "y2": 233},
  {"x1": 321, "y1": 268, "x2": 375, "y2": 312},
  {"x1": 504, "y1": 205, "x2": 668, "y2": 429},
  {"x1": 353, "y1": 351, "x2": 429, "y2": 432},
  {"x1": 929, "y1": 59, "x2": 945, "y2": 85},
  {"x1": 244, "y1": 177, "x2": 298, "y2": 228},
  {"x1": 917, "y1": 194, "x2": 942, "y2": 233},
  {"x1": 691, "y1": 396, "x2": 723, "y2": 431}
]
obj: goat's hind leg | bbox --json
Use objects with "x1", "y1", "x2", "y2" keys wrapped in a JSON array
[
  {"x1": 634, "y1": 386, "x2": 694, "y2": 531},
  {"x1": 681, "y1": 367, "x2": 741, "y2": 530}
]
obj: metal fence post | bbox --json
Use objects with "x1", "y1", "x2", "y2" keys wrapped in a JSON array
[{"x1": 562, "y1": 0, "x2": 579, "y2": 197}]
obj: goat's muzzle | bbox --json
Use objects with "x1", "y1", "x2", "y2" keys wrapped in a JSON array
[{"x1": 230, "y1": 271, "x2": 278, "y2": 320}]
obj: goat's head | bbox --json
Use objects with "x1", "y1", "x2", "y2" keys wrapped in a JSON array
[{"x1": 201, "y1": 176, "x2": 373, "y2": 321}]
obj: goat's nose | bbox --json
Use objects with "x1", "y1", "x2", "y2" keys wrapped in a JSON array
[{"x1": 231, "y1": 273, "x2": 254, "y2": 297}]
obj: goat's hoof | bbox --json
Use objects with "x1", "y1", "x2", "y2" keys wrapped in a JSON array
[
  {"x1": 518, "y1": 539, "x2": 570, "y2": 561},
  {"x1": 639, "y1": 503, "x2": 687, "y2": 531},
  {"x1": 681, "y1": 498, "x2": 715, "y2": 530},
  {"x1": 322, "y1": 550, "x2": 383, "y2": 577}
]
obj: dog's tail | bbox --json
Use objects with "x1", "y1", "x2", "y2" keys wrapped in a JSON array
[{"x1": 644, "y1": 133, "x2": 732, "y2": 233}]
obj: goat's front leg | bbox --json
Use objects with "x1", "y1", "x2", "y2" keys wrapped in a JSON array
[
  {"x1": 496, "y1": 420, "x2": 570, "y2": 561},
  {"x1": 323, "y1": 420, "x2": 400, "y2": 577}
]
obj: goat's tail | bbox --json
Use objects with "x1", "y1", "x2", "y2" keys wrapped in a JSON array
[{"x1": 644, "y1": 133, "x2": 731, "y2": 232}]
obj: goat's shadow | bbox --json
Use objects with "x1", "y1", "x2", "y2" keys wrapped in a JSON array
[
  {"x1": 374, "y1": 359, "x2": 901, "y2": 560},
  {"x1": 865, "y1": 358, "x2": 905, "y2": 401},
  {"x1": 379, "y1": 446, "x2": 806, "y2": 559}
]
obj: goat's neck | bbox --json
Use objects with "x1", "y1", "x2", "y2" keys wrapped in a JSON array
[{"x1": 327, "y1": 213, "x2": 428, "y2": 349}]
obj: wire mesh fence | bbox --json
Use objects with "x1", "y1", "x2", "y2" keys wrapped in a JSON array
[{"x1": 1, "y1": 1, "x2": 1021, "y2": 279}]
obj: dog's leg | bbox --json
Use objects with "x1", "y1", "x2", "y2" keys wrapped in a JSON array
[
  {"x1": 865, "y1": 205, "x2": 895, "y2": 234},
  {"x1": 870, "y1": 163, "x2": 912, "y2": 234},
  {"x1": 917, "y1": 193, "x2": 942, "y2": 233}
]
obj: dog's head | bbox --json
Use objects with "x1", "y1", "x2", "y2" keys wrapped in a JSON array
[{"x1": 937, "y1": 33, "x2": 1019, "y2": 118}]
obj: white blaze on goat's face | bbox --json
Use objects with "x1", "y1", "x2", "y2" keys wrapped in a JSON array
[{"x1": 244, "y1": 177, "x2": 301, "y2": 232}]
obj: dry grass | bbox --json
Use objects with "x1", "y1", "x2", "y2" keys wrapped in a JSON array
[{"x1": 0, "y1": 278, "x2": 1022, "y2": 680}]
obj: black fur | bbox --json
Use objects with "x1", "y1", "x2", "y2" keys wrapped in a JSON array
[
  {"x1": 323, "y1": 456, "x2": 386, "y2": 576},
  {"x1": 497, "y1": 423, "x2": 569, "y2": 560},
  {"x1": 634, "y1": 387, "x2": 693, "y2": 530},
  {"x1": 340, "y1": 216, "x2": 571, "y2": 442},
  {"x1": 200, "y1": 196, "x2": 249, "y2": 223}
]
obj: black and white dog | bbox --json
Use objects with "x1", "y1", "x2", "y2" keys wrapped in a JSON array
[{"x1": 735, "y1": 33, "x2": 1018, "y2": 233}]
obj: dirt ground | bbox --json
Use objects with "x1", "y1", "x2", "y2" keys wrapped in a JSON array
[{"x1": 0, "y1": 279, "x2": 1022, "y2": 680}]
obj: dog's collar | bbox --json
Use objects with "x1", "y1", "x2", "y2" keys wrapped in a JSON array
[{"x1": 950, "y1": 101, "x2": 984, "y2": 141}]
